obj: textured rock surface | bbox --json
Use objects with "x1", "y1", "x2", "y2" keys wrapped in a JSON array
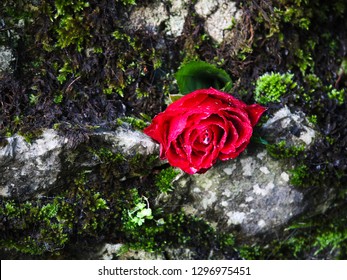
[
  {"x1": 195, "y1": 0, "x2": 242, "y2": 43},
  {"x1": 0, "y1": 130, "x2": 67, "y2": 197},
  {"x1": 167, "y1": 0, "x2": 189, "y2": 37},
  {"x1": 129, "y1": 0, "x2": 242, "y2": 42},
  {"x1": 158, "y1": 107, "x2": 317, "y2": 238},
  {"x1": 129, "y1": 2, "x2": 169, "y2": 34},
  {"x1": 97, "y1": 127, "x2": 158, "y2": 157},
  {"x1": 0, "y1": 126, "x2": 158, "y2": 199},
  {"x1": 0, "y1": 105, "x2": 321, "y2": 245},
  {"x1": 0, "y1": 46, "x2": 14, "y2": 73},
  {"x1": 160, "y1": 150, "x2": 305, "y2": 238},
  {"x1": 262, "y1": 106, "x2": 316, "y2": 146},
  {"x1": 129, "y1": 0, "x2": 189, "y2": 37},
  {"x1": 96, "y1": 243, "x2": 203, "y2": 260}
]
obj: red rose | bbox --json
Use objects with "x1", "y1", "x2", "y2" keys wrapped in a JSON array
[{"x1": 144, "y1": 88, "x2": 266, "y2": 174}]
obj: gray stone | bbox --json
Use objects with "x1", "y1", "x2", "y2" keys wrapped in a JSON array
[
  {"x1": 0, "y1": 46, "x2": 15, "y2": 73},
  {"x1": 0, "y1": 129, "x2": 67, "y2": 197},
  {"x1": 194, "y1": 0, "x2": 242, "y2": 43},
  {"x1": 129, "y1": 0, "x2": 242, "y2": 42},
  {"x1": 98, "y1": 127, "x2": 158, "y2": 157},
  {"x1": 0, "y1": 126, "x2": 158, "y2": 199},
  {"x1": 129, "y1": 2, "x2": 169, "y2": 34},
  {"x1": 167, "y1": 0, "x2": 189, "y2": 37},
  {"x1": 96, "y1": 243, "x2": 203, "y2": 260},
  {"x1": 117, "y1": 248, "x2": 165, "y2": 260},
  {"x1": 97, "y1": 243, "x2": 124, "y2": 260},
  {"x1": 262, "y1": 106, "x2": 316, "y2": 147},
  {"x1": 161, "y1": 149, "x2": 305, "y2": 238},
  {"x1": 129, "y1": 0, "x2": 189, "y2": 37}
]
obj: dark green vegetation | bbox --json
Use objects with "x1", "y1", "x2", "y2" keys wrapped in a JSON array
[
  {"x1": 1, "y1": 0, "x2": 347, "y2": 259},
  {"x1": 0, "y1": 152, "x2": 237, "y2": 259},
  {"x1": 0, "y1": 0, "x2": 172, "y2": 138},
  {"x1": 175, "y1": 60, "x2": 233, "y2": 94}
]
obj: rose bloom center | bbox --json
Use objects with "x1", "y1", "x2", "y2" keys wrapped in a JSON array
[{"x1": 202, "y1": 129, "x2": 211, "y2": 145}]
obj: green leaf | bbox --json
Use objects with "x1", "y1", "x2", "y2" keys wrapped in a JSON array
[
  {"x1": 168, "y1": 94, "x2": 185, "y2": 103},
  {"x1": 137, "y1": 208, "x2": 152, "y2": 219},
  {"x1": 175, "y1": 61, "x2": 233, "y2": 94}
]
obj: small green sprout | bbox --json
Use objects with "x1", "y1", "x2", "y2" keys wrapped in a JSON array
[
  {"x1": 126, "y1": 196, "x2": 153, "y2": 227},
  {"x1": 327, "y1": 87, "x2": 345, "y2": 105}
]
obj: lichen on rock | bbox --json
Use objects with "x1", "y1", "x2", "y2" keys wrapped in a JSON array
[
  {"x1": 1, "y1": 0, "x2": 347, "y2": 260},
  {"x1": 129, "y1": 0, "x2": 242, "y2": 42},
  {"x1": 195, "y1": 0, "x2": 242, "y2": 43},
  {"x1": 0, "y1": 46, "x2": 15, "y2": 73},
  {"x1": 262, "y1": 106, "x2": 316, "y2": 147},
  {"x1": 161, "y1": 149, "x2": 305, "y2": 238},
  {"x1": 129, "y1": 0, "x2": 189, "y2": 37},
  {"x1": 0, "y1": 125, "x2": 159, "y2": 199},
  {"x1": 0, "y1": 129, "x2": 66, "y2": 198}
]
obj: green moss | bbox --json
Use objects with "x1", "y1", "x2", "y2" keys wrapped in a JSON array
[
  {"x1": 289, "y1": 164, "x2": 309, "y2": 186},
  {"x1": 54, "y1": 0, "x2": 91, "y2": 51},
  {"x1": 0, "y1": 198, "x2": 70, "y2": 255},
  {"x1": 18, "y1": 129, "x2": 43, "y2": 144},
  {"x1": 155, "y1": 167, "x2": 180, "y2": 193},
  {"x1": 254, "y1": 72, "x2": 297, "y2": 104},
  {"x1": 89, "y1": 144, "x2": 159, "y2": 180},
  {"x1": 53, "y1": 93, "x2": 64, "y2": 104},
  {"x1": 117, "y1": 117, "x2": 148, "y2": 130},
  {"x1": 294, "y1": 39, "x2": 316, "y2": 75},
  {"x1": 1, "y1": 0, "x2": 169, "y2": 137},
  {"x1": 121, "y1": 204, "x2": 237, "y2": 257},
  {"x1": 327, "y1": 87, "x2": 345, "y2": 105},
  {"x1": 238, "y1": 245, "x2": 264, "y2": 260},
  {"x1": 301, "y1": 73, "x2": 345, "y2": 108},
  {"x1": 237, "y1": 213, "x2": 347, "y2": 260},
  {"x1": 92, "y1": 147, "x2": 125, "y2": 164},
  {"x1": 0, "y1": 169, "x2": 115, "y2": 256},
  {"x1": 261, "y1": 0, "x2": 314, "y2": 39},
  {"x1": 307, "y1": 114, "x2": 317, "y2": 125},
  {"x1": 118, "y1": 0, "x2": 136, "y2": 5},
  {"x1": 266, "y1": 140, "x2": 306, "y2": 160},
  {"x1": 57, "y1": 61, "x2": 78, "y2": 84},
  {"x1": 313, "y1": 229, "x2": 347, "y2": 256},
  {"x1": 268, "y1": 210, "x2": 347, "y2": 259},
  {"x1": 279, "y1": 0, "x2": 313, "y2": 28}
]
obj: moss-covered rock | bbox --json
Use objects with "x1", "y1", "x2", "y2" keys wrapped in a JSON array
[{"x1": 1, "y1": 0, "x2": 347, "y2": 260}]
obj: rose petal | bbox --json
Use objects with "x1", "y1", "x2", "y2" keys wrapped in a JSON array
[
  {"x1": 226, "y1": 115, "x2": 253, "y2": 146},
  {"x1": 166, "y1": 140, "x2": 195, "y2": 174},
  {"x1": 219, "y1": 140, "x2": 250, "y2": 160},
  {"x1": 165, "y1": 91, "x2": 209, "y2": 112},
  {"x1": 246, "y1": 104, "x2": 267, "y2": 127},
  {"x1": 195, "y1": 115, "x2": 227, "y2": 143}
]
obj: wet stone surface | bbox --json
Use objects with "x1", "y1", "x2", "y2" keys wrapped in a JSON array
[
  {"x1": 0, "y1": 46, "x2": 15, "y2": 73},
  {"x1": 161, "y1": 149, "x2": 305, "y2": 237},
  {"x1": 129, "y1": 0, "x2": 242, "y2": 42},
  {"x1": 195, "y1": 0, "x2": 242, "y2": 43},
  {"x1": 0, "y1": 129, "x2": 66, "y2": 198},
  {"x1": 0, "y1": 126, "x2": 158, "y2": 199}
]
